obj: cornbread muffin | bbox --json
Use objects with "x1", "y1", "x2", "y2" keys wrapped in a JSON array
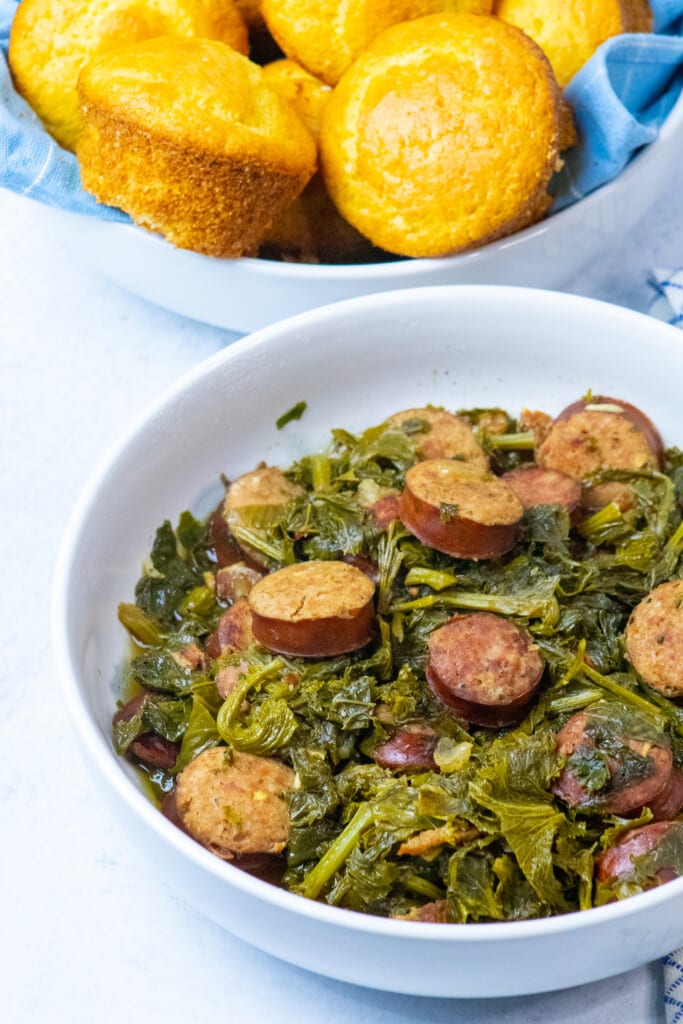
[
  {"x1": 77, "y1": 38, "x2": 317, "y2": 257},
  {"x1": 494, "y1": 0, "x2": 653, "y2": 88},
  {"x1": 261, "y1": 0, "x2": 494, "y2": 86},
  {"x1": 9, "y1": 0, "x2": 249, "y2": 151},
  {"x1": 261, "y1": 60, "x2": 371, "y2": 261},
  {"x1": 320, "y1": 14, "x2": 564, "y2": 259},
  {"x1": 262, "y1": 59, "x2": 331, "y2": 140}
]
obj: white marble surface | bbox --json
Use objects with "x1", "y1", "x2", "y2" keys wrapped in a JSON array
[{"x1": 3, "y1": 185, "x2": 683, "y2": 1024}]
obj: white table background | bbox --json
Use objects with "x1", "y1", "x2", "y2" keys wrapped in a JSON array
[{"x1": 3, "y1": 185, "x2": 682, "y2": 1024}]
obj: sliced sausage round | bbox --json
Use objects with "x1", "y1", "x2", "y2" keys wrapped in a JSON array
[
  {"x1": 342, "y1": 553, "x2": 380, "y2": 585},
  {"x1": 596, "y1": 821, "x2": 682, "y2": 885},
  {"x1": 215, "y1": 662, "x2": 248, "y2": 699},
  {"x1": 626, "y1": 580, "x2": 683, "y2": 698},
  {"x1": 175, "y1": 747, "x2": 294, "y2": 860},
  {"x1": 502, "y1": 466, "x2": 582, "y2": 519},
  {"x1": 225, "y1": 466, "x2": 304, "y2": 520},
  {"x1": 216, "y1": 562, "x2": 264, "y2": 603},
  {"x1": 373, "y1": 723, "x2": 438, "y2": 772},
  {"x1": 129, "y1": 733, "x2": 180, "y2": 770},
  {"x1": 399, "y1": 460, "x2": 524, "y2": 560},
  {"x1": 161, "y1": 787, "x2": 190, "y2": 834},
  {"x1": 205, "y1": 599, "x2": 255, "y2": 660},
  {"x1": 225, "y1": 466, "x2": 304, "y2": 565},
  {"x1": 171, "y1": 643, "x2": 206, "y2": 671},
  {"x1": 248, "y1": 560, "x2": 376, "y2": 657},
  {"x1": 113, "y1": 693, "x2": 180, "y2": 769},
  {"x1": 537, "y1": 396, "x2": 663, "y2": 510},
  {"x1": 553, "y1": 710, "x2": 675, "y2": 817},
  {"x1": 554, "y1": 397, "x2": 664, "y2": 462},
  {"x1": 387, "y1": 407, "x2": 489, "y2": 469},
  {"x1": 207, "y1": 502, "x2": 242, "y2": 568},
  {"x1": 519, "y1": 408, "x2": 553, "y2": 448},
  {"x1": 393, "y1": 899, "x2": 448, "y2": 923},
  {"x1": 368, "y1": 494, "x2": 401, "y2": 531},
  {"x1": 426, "y1": 613, "x2": 544, "y2": 728}
]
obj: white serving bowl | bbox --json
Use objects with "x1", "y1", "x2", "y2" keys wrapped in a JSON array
[
  {"x1": 53, "y1": 286, "x2": 683, "y2": 997},
  {"x1": 44, "y1": 87, "x2": 683, "y2": 333}
]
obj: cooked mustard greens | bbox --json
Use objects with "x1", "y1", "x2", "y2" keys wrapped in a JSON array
[
  {"x1": 115, "y1": 411, "x2": 683, "y2": 921},
  {"x1": 276, "y1": 401, "x2": 308, "y2": 430}
]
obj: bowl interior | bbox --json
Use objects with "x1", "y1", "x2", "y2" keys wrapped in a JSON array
[{"x1": 54, "y1": 286, "x2": 683, "y2": 991}]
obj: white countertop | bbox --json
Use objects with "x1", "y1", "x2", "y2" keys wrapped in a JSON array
[{"x1": 3, "y1": 186, "x2": 683, "y2": 1024}]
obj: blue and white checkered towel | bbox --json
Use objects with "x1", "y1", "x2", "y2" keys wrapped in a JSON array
[
  {"x1": 650, "y1": 268, "x2": 683, "y2": 327},
  {"x1": 0, "y1": 0, "x2": 683, "y2": 221},
  {"x1": 664, "y1": 950, "x2": 683, "y2": 1023}
]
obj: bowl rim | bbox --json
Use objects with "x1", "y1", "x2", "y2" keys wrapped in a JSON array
[
  {"x1": 89, "y1": 81, "x2": 683, "y2": 281},
  {"x1": 52, "y1": 285, "x2": 683, "y2": 943}
]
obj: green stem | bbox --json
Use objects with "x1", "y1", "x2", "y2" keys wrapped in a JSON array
[
  {"x1": 298, "y1": 804, "x2": 374, "y2": 899},
  {"x1": 485, "y1": 432, "x2": 535, "y2": 451},
  {"x1": 391, "y1": 590, "x2": 552, "y2": 619},
  {"x1": 557, "y1": 639, "x2": 587, "y2": 688},
  {"x1": 403, "y1": 568, "x2": 459, "y2": 591},
  {"x1": 663, "y1": 521, "x2": 683, "y2": 563},
  {"x1": 311, "y1": 454, "x2": 331, "y2": 492},
  {"x1": 578, "y1": 503, "x2": 623, "y2": 543},
  {"x1": 581, "y1": 664, "x2": 667, "y2": 722},
  {"x1": 404, "y1": 876, "x2": 445, "y2": 901}
]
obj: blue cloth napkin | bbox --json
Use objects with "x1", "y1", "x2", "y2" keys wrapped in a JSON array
[
  {"x1": 664, "y1": 951, "x2": 683, "y2": 1023},
  {"x1": 1, "y1": 0, "x2": 683, "y2": 222},
  {"x1": 650, "y1": 267, "x2": 683, "y2": 326}
]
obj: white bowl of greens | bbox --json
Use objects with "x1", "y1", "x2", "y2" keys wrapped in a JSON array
[{"x1": 53, "y1": 286, "x2": 683, "y2": 996}]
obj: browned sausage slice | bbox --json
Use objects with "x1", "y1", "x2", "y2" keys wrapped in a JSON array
[
  {"x1": 171, "y1": 643, "x2": 207, "y2": 671},
  {"x1": 392, "y1": 900, "x2": 448, "y2": 922},
  {"x1": 215, "y1": 662, "x2": 248, "y2": 699},
  {"x1": 372, "y1": 723, "x2": 438, "y2": 772},
  {"x1": 225, "y1": 466, "x2": 304, "y2": 565},
  {"x1": 536, "y1": 396, "x2": 664, "y2": 510},
  {"x1": 205, "y1": 599, "x2": 255, "y2": 660},
  {"x1": 553, "y1": 397, "x2": 664, "y2": 462},
  {"x1": 129, "y1": 733, "x2": 180, "y2": 769},
  {"x1": 502, "y1": 466, "x2": 582, "y2": 519},
  {"x1": 369, "y1": 494, "x2": 401, "y2": 531},
  {"x1": 553, "y1": 711, "x2": 674, "y2": 816},
  {"x1": 649, "y1": 767, "x2": 683, "y2": 821},
  {"x1": 342, "y1": 553, "x2": 380, "y2": 584},
  {"x1": 226, "y1": 466, "x2": 304, "y2": 522},
  {"x1": 113, "y1": 693, "x2": 181, "y2": 769},
  {"x1": 248, "y1": 560, "x2": 376, "y2": 657},
  {"x1": 399, "y1": 460, "x2": 524, "y2": 560},
  {"x1": 626, "y1": 580, "x2": 683, "y2": 698},
  {"x1": 519, "y1": 408, "x2": 553, "y2": 447},
  {"x1": 207, "y1": 502, "x2": 242, "y2": 568},
  {"x1": 175, "y1": 747, "x2": 294, "y2": 860},
  {"x1": 426, "y1": 613, "x2": 544, "y2": 727},
  {"x1": 387, "y1": 407, "x2": 488, "y2": 468},
  {"x1": 596, "y1": 821, "x2": 682, "y2": 884},
  {"x1": 216, "y1": 563, "x2": 264, "y2": 602}
]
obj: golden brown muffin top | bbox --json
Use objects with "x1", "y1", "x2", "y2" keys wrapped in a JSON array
[
  {"x1": 494, "y1": 0, "x2": 653, "y2": 87},
  {"x1": 9, "y1": 0, "x2": 249, "y2": 150},
  {"x1": 262, "y1": 0, "x2": 494, "y2": 86},
  {"x1": 78, "y1": 37, "x2": 317, "y2": 173},
  {"x1": 320, "y1": 13, "x2": 562, "y2": 258}
]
